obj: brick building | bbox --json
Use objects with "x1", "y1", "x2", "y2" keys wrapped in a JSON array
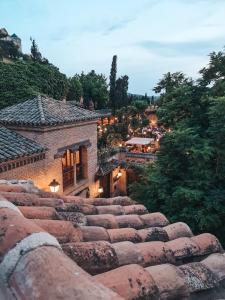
[{"x1": 0, "y1": 95, "x2": 101, "y2": 196}]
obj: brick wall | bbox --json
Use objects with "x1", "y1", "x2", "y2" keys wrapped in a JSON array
[{"x1": 2, "y1": 121, "x2": 99, "y2": 196}]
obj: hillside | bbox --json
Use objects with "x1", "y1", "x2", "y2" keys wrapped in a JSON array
[{"x1": 0, "y1": 60, "x2": 68, "y2": 108}]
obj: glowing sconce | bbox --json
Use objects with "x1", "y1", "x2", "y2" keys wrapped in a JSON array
[
  {"x1": 98, "y1": 187, "x2": 103, "y2": 194},
  {"x1": 49, "y1": 179, "x2": 60, "y2": 193},
  {"x1": 117, "y1": 170, "x2": 122, "y2": 178}
]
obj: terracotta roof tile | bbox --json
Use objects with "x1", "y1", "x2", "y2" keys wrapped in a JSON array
[
  {"x1": 61, "y1": 195, "x2": 85, "y2": 205},
  {"x1": 0, "y1": 191, "x2": 39, "y2": 202},
  {"x1": 0, "y1": 208, "x2": 43, "y2": 260},
  {"x1": 123, "y1": 204, "x2": 148, "y2": 215},
  {"x1": 87, "y1": 214, "x2": 118, "y2": 229},
  {"x1": 146, "y1": 264, "x2": 190, "y2": 299},
  {"x1": 179, "y1": 262, "x2": 219, "y2": 293},
  {"x1": 112, "y1": 241, "x2": 143, "y2": 266},
  {"x1": 93, "y1": 196, "x2": 135, "y2": 206},
  {"x1": 58, "y1": 211, "x2": 87, "y2": 226},
  {"x1": 96, "y1": 205, "x2": 124, "y2": 215},
  {"x1": 18, "y1": 206, "x2": 59, "y2": 220},
  {"x1": 0, "y1": 184, "x2": 25, "y2": 193},
  {"x1": 62, "y1": 241, "x2": 119, "y2": 275},
  {"x1": 9, "y1": 246, "x2": 122, "y2": 300},
  {"x1": 115, "y1": 215, "x2": 144, "y2": 229},
  {"x1": 81, "y1": 226, "x2": 110, "y2": 242},
  {"x1": 107, "y1": 228, "x2": 142, "y2": 244},
  {"x1": 138, "y1": 227, "x2": 169, "y2": 242},
  {"x1": 164, "y1": 222, "x2": 193, "y2": 240},
  {"x1": 95, "y1": 264, "x2": 160, "y2": 300},
  {"x1": 140, "y1": 213, "x2": 169, "y2": 227},
  {"x1": 0, "y1": 191, "x2": 64, "y2": 207},
  {"x1": 191, "y1": 233, "x2": 223, "y2": 256},
  {"x1": 32, "y1": 219, "x2": 83, "y2": 243},
  {"x1": 166, "y1": 237, "x2": 200, "y2": 260},
  {"x1": 202, "y1": 253, "x2": 225, "y2": 281},
  {"x1": 136, "y1": 241, "x2": 175, "y2": 267},
  {"x1": 0, "y1": 202, "x2": 122, "y2": 299},
  {"x1": 61, "y1": 203, "x2": 98, "y2": 215},
  {"x1": 2, "y1": 180, "x2": 225, "y2": 299}
]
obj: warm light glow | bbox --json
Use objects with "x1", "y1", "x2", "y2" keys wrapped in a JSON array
[
  {"x1": 117, "y1": 170, "x2": 122, "y2": 178},
  {"x1": 98, "y1": 187, "x2": 103, "y2": 194},
  {"x1": 119, "y1": 143, "x2": 122, "y2": 147},
  {"x1": 49, "y1": 179, "x2": 60, "y2": 193}
]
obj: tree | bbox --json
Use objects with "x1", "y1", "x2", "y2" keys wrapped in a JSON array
[
  {"x1": 109, "y1": 55, "x2": 117, "y2": 114},
  {"x1": 79, "y1": 70, "x2": 108, "y2": 109},
  {"x1": 153, "y1": 72, "x2": 192, "y2": 95},
  {"x1": 115, "y1": 75, "x2": 129, "y2": 109},
  {"x1": 30, "y1": 38, "x2": 42, "y2": 61},
  {"x1": 67, "y1": 75, "x2": 83, "y2": 102},
  {"x1": 199, "y1": 51, "x2": 225, "y2": 97},
  {"x1": 129, "y1": 48, "x2": 225, "y2": 246}
]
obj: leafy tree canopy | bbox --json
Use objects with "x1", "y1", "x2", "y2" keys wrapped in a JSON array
[
  {"x1": 67, "y1": 75, "x2": 83, "y2": 102},
  {"x1": 130, "y1": 48, "x2": 225, "y2": 246},
  {"x1": 79, "y1": 70, "x2": 109, "y2": 109}
]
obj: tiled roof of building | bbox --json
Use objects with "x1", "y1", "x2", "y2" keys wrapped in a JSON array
[
  {"x1": 0, "y1": 95, "x2": 100, "y2": 127},
  {"x1": 0, "y1": 126, "x2": 46, "y2": 163},
  {"x1": 1, "y1": 180, "x2": 225, "y2": 299},
  {"x1": 96, "y1": 160, "x2": 119, "y2": 176}
]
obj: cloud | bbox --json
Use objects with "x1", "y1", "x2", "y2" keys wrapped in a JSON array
[
  {"x1": 138, "y1": 39, "x2": 225, "y2": 57},
  {"x1": 103, "y1": 18, "x2": 134, "y2": 35},
  {"x1": 1, "y1": 0, "x2": 225, "y2": 94}
]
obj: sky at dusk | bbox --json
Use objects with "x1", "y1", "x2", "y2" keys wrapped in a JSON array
[{"x1": 1, "y1": 0, "x2": 225, "y2": 94}]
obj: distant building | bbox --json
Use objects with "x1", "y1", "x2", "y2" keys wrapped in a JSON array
[{"x1": 0, "y1": 28, "x2": 22, "y2": 52}]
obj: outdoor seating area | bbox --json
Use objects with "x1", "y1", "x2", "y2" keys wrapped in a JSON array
[{"x1": 125, "y1": 137, "x2": 156, "y2": 153}]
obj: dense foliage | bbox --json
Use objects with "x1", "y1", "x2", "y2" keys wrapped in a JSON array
[
  {"x1": 67, "y1": 75, "x2": 83, "y2": 102},
  {"x1": 79, "y1": 71, "x2": 108, "y2": 109},
  {"x1": 109, "y1": 55, "x2": 117, "y2": 113},
  {"x1": 130, "y1": 49, "x2": 225, "y2": 245},
  {"x1": 0, "y1": 60, "x2": 68, "y2": 108},
  {"x1": 67, "y1": 71, "x2": 109, "y2": 109},
  {"x1": 108, "y1": 55, "x2": 129, "y2": 113}
]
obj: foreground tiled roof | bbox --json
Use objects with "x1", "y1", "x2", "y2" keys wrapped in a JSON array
[
  {"x1": 1, "y1": 181, "x2": 225, "y2": 299},
  {"x1": 0, "y1": 95, "x2": 100, "y2": 127},
  {"x1": 0, "y1": 126, "x2": 46, "y2": 163}
]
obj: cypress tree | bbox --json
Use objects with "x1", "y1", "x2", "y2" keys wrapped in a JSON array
[{"x1": 109, "y1": 55, "x2": 117, "y2": 114}]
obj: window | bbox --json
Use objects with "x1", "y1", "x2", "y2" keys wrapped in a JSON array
[
  {"x1": 62, "y1": 149, "x2": 75, "y2": 189},
  {"x1": 76, "y1": 147, "x2": 84, "y2": 182},
  {"x1": 61, "y1": 146, "x2": 87, "y2": 190}
]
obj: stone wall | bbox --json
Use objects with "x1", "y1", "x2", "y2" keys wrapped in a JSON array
[{"x1": 2, "y1": 121, "x2": 99, "y2": 196}]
